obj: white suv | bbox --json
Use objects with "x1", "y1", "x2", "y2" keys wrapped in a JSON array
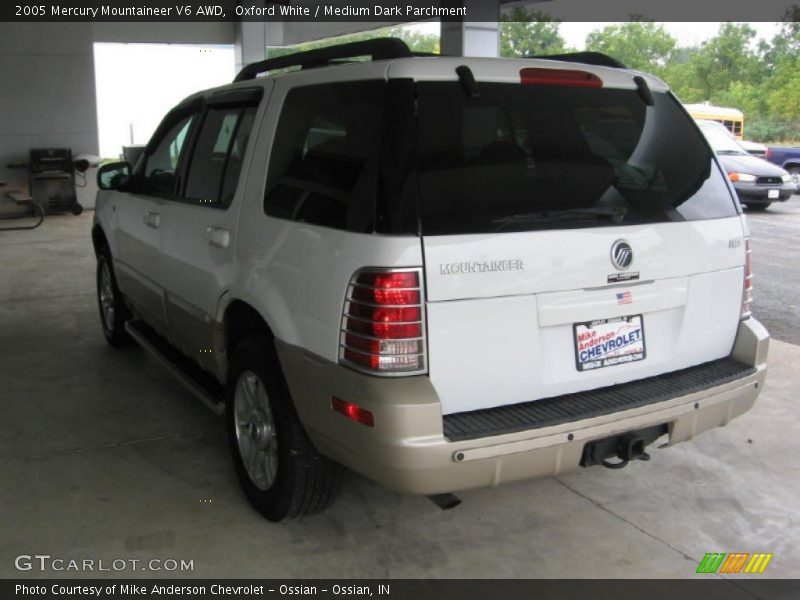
[{"x1": 92, "y1": 39, "x2": 769, "y2": 521}]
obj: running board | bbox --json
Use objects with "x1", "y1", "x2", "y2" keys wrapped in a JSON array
[{"x1": 125, "y1": 320, "x2": 225, "y2": 416}]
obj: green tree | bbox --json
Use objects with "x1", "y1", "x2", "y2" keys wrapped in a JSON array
[
  {"x1": 765, "y1": 56, "x2": 800, "y2": 119},
  {"x1": 391, "y1": 27, "x2": 439, "y2": 54},
  {"x1": 690, "y1": 23, "x2": 761, "y2": 100},
  {"x1": 585, "y1": 22, "x2": 676, "y2": 73},
  {"x1": 661, "y1": 47, "x2": 704, "y2": 102},
  {"x1": 713, "y1": 81, "x2": 766, "y2": 117},
  {"x1": 762, "y1": 6, "x2": 800, "y2": 69},
  {"x1": 499, "y1": 8, "x2": 566, "y2": 57}
]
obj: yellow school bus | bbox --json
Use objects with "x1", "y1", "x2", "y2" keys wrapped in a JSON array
[{"x1": 684, "y1": 103, "x2": 744, "y2": 140}]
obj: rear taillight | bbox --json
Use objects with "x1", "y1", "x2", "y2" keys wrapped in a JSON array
[
  {"x1": 742, "y1": 238, "x2": 753, "y2": 320},
  {"x1": 765, "y1": 147, "x2": 772, "y2": 160},
  {"x1": 520, "y1": 67, "x2": 603, "y2": 88},
  {"x1": 340, "y1": 269, "x2": 426, "y2": 375}
]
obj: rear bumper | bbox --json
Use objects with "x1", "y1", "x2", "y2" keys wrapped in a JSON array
[{"x1": 277, "y1": 318, "x2": 769, "y2": 495}]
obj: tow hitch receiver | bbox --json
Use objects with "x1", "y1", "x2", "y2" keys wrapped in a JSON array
[{"x1": 580, "y1": 424, "x2": 668, "y2": 470}]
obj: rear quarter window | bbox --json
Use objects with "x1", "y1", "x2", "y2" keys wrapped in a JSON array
[{"x1": 264, "y1": 80, "x2": 384, "y2": 232}]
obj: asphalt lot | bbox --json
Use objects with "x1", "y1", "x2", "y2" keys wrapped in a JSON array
[{"x1": 745, "y1": 195, "x2": 800, "y2": 345}]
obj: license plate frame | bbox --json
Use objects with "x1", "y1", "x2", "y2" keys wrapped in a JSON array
[{"x1": 574, "y1": 315, "x2": 646, "y2": 372}]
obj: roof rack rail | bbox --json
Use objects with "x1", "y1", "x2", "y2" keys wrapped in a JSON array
[
  {"x1": 528, "y1": 51, "x2": 627, "y2": 69},
  {"x1": 234, "y1": 37, "x2": 413, "y2": 82}
]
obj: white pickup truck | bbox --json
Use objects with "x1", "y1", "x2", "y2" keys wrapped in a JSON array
[{"x1": 92, "y1": 39, "x2": 769, "y2": 521}]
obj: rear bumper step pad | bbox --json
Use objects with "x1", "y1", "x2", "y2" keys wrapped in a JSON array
[{"x1": 443, "y1": 358, "x2": 756, "y2": 442}]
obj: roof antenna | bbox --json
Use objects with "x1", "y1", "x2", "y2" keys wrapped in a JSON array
[{"x1": 456, "y1": 65, "x2": 480, "y2": 98}]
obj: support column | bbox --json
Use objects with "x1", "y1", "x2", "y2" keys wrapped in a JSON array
[
  {"x1": 440, "y1": 0, "x2": 500, "y2": 57},
  {"x1": 234, "y1": 21, "x2": 279, "y2": 73}
]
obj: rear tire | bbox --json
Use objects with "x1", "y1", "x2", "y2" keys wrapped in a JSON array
[
  {"x1": 96, "y1": 250, "x2": 132, "y2": 347},
  {"x1": 226, "y1": 335, "x2": 343, "y2": 521},
  {"x1": 70, "y1": 203, "x2": 84, "y2": 216}
]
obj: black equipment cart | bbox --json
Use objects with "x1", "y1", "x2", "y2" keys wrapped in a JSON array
[{"x1": 28, "y1": 148, "x2": 83, "y2": 215}]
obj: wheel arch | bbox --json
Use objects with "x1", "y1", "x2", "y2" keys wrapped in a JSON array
[
  {"x1": 218, "y1": 298, "x2": 301, "y2": 410},
  {"x1": 92, "y1": 223, "x2": 109, "y2": 256},
  {"x1": 222, "y1": 299, "x2": 276, "y2": 360}
]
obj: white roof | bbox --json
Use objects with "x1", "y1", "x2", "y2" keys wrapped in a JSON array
[
  {"x1": 187, "y1": 55, "x2": 671, "y2": 102},
  {"x1": 387, "y1": 56, "x2": 669, "y2": 92}
]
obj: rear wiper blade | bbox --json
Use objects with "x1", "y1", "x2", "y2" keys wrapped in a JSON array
[{"x1": 492, "y1": 206, "x2": 627, "y2": 228}]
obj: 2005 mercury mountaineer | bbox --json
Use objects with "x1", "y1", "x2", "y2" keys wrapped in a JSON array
[{"x1": 92, "y1": 39, "x2": 769, "y2": 521}]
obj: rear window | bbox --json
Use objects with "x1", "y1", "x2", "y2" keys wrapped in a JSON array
[{"x1": 415, "y1": 82, "x2": 738, "y2": 236}]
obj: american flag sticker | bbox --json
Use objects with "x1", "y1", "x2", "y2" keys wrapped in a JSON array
[{"x1": 616, "y1": 291, "x2": 633, "y2": 305}]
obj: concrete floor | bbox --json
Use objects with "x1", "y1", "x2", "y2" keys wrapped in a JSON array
[{"x1": 1, "y1": 213, "x2": 799, "y2": 579}]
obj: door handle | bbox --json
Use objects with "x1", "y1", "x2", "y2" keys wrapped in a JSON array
[
  {"x1": 205, "y1": 226, "x2": 230, "y2": 249},
  {"x1": 143, "y1": 211, "x2": 161, "y2": 229}
]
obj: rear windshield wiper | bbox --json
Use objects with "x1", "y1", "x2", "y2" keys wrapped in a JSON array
[{"x1": 492, "y1": 206, "x2": 627, "y2": 230}]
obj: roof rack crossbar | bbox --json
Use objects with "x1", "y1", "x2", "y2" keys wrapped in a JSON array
[
  {"x1": 234, "y1": 37, "x2": 413, "y2": 82},
  {"x1": 527, "y1": 51, "x2": 627, "y2": 69}
]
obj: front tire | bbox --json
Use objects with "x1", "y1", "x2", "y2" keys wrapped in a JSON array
[
  {"x1": 746, "y1": 203, "x2": 770, "y2": 211},
  {"x1": 96, "y1": 250, "x2": 132, "y2": 347},
  {"x1": 226, "y1": 335, "x2": 343, "y2": 521}
]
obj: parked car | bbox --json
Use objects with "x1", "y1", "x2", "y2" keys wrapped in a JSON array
[
  {"x1": 766, "y1": 146, "x2": 800, "y2": 192},
  {"x1": 739, "y1": 139, "x2": 768, "y2": 158},
  {"x1": 685, "y1": 115, "x2": 768, "y2": 158},
  {"x1": 92, "y1": 39, "x2": 769, "y2": 521},
  {"x1": 696, "y1": 120, "x2": 794, "y2": 210},
  {"x1": 686, "y1": 115, "x2": 768, "y2": 158}
]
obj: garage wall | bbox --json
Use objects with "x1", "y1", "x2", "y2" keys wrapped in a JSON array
[
  {"x1": 0, "y1": 23, "x2": 99, "y2": 191},
  {"x1": 0, "y1": 19, "x2": 437, "y2": 193}
]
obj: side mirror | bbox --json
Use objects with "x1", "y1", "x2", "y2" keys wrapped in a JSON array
[{"x1": 97, "y1": 161, "x2": 132, "y2": 191}]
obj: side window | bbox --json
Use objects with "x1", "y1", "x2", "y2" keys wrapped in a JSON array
[
  {"x1": 141, "y1": 115, "x2": 194, "y2": 196},
  {"x1": 184, "y1": 106, "x2": 256, "y2": 207},
  {"x1": 264, "y1": 80, "x2": 384, "y2": 232}
]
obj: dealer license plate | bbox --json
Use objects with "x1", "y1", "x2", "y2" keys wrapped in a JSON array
[{"x1": 574, "y1": 315, "x2": 646, "y2": 372}]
